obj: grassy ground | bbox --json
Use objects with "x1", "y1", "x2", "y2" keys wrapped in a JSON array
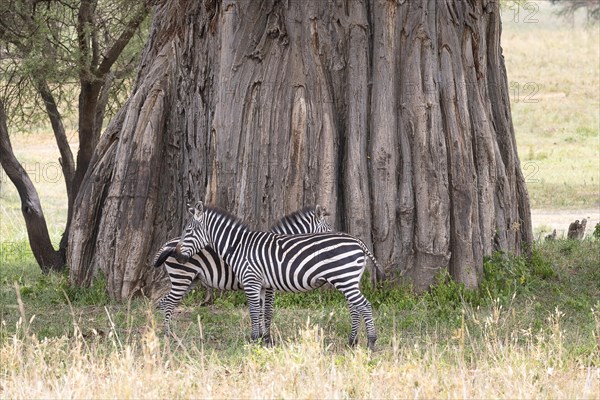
[
  {"x1": 502, "y1": 1, "x2": 600, "y2": 209},
  {"x1": 1, "y1": 239, "x2": 599, "y2": 397}
]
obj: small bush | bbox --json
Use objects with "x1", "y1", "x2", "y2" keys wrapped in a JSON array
[
  {"x1": 423, "y1": 270, "x2": 477, "y2": 316},
  {"x1": 371, "y1": 250, "x2": 549, "y2": 321},
  {"x1": 529, "y1": 247, "x2": 556, "y2": 279},
  {"x1": 558, "y1": 239, "x2": 580, "y2": 255},
  {"x1": 362, "y1": 281, "x2": 416, "y2": 310},
  {"x1": 480, "y1": 251, "x2": 531, "y2": 304},
  {"x1": 275, "y1": 289, "x2": 345, "y2": 309}
]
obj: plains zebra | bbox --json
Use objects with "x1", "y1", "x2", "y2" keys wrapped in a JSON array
[
  {"x1": 153, "y1": 205, "x2": 332, "y2": 336},
  {"x1": 175, "y1": 202, "x2": 385, "y2": 350}
]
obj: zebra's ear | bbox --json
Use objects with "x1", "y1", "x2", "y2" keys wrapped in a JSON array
[
  {"x1": 192, "y1": 201, "x2": 204, "y2": 220},
  {"x1": 316, "y1": 204, "x2": 330, "y2": 217},
  {"x1": 316, "y1": 204, "x2": 323, "y2": 218}
]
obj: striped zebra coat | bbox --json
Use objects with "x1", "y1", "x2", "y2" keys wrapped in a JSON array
[
  {"x1": 153, "y1": 205, "x2": 332, "y2": 336},
  {"x1": 175, "y1": 202, "x2": 384, "y2": 350}
]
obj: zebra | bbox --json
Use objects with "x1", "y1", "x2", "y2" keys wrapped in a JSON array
[
  {"x1": 153, "y1": 205, "x2": 332, "y2": 337},
  {"x1": 175, "y1": 201, "x2": 385, "y2": 350}
]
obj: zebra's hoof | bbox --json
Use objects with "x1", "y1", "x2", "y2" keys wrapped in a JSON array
[
  {"x1": 367, "y1": 336, "x2": 377, "y2": 351},
  {"x1": 250, "y1": 333, "x2": 263, "y2": 344},
  {"x1": 162, "y1": 326, "x2": 175, "y2": 339},
  {"x1": 348, "y1": 336, "x2": 359, "y2": 347}
]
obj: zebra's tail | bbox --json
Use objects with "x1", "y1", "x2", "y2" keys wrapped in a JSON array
[
  {"x1": 356, "y1": 238, "x2": 387, "y2": 281},
  {"x1": 152, "y1": 238, "x2": 179, "y2": 268}
]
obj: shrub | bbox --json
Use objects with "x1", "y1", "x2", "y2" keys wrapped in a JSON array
[
  {"x1": 529, "y1": 247, "x2": 556, "y2": 279},
  {"x1": 480, "y1": 251, "x2": 531, "y2": 304}
]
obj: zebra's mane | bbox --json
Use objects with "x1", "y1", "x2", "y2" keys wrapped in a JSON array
[
  {"x1": 205, "y1": 205, "x2": 251, "y2": 231},
  {"x1": 269, "y1": 206, "x2": 316, "y2": 231}
]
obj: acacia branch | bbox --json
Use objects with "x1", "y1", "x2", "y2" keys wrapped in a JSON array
[
  {"x1": 95, "y1": 1, "x2": 151, "y2": 78},
  {"x1": 90, "y1": 0, "x2": 99, "y2": 70},
  {"x1": 33, "y1": 78, "x2": 75, "y2": 192},
  {"x1": 77, "y1": 0, "x2": 95, "y2": 80},
  {"x1": 0, "y1": 99, "x2": 64, "y2": 272}
]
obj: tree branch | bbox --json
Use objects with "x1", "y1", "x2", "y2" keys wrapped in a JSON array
[
  {"x1": 0, "y1": 99, "x2": 64, "y2": 272},
  {"x1": 95, "y1": 1, "x2": 151, "y2": 78},
  {"x1": 90, "y1": 0, "x2": 99, "y2": 71},
  {"x1": 77, "y1": 0, "x2": 95, "y2": 80},
  {"x1": 33, "y1": 78, "x2": 75, "y2": 194}
]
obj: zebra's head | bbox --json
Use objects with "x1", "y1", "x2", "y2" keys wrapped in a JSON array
[
  {"x1": 175, "y1": 201, "x2": 209, "y2": 263},
  {"x1": 268, "y1": 204, "x2": 333, "y2": 235},
  {"x1": 314, "y1": 205, "x2": 333, "y2": 233}
]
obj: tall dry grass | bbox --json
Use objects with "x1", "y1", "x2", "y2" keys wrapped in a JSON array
[{"x1": 1, "y1": 298, "x2": 598, "y2": 399}]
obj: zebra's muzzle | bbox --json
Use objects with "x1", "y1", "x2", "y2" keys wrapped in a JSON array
[{"x1": 174, "y1": 242, "x2": 191, "y2": 264}]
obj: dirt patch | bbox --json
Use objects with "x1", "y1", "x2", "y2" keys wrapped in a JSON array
[{"x1": 531, "y1": 208, "x2": 599, "y2": 240}]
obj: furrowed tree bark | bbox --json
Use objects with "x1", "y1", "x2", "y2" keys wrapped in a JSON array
[
  {"x1": 0, "y1": 100, "x2": 64, "y2": 272},
  {"x1": 69, "y1": 0, "x2": 533, "y2": 300}
]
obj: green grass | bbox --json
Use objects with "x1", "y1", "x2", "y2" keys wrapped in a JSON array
[{"x1": 1, "y1": 239, "x2": 598, "y2": 357}]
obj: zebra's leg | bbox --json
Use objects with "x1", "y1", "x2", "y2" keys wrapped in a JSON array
[
  {"x1": 347, "y1": 302, "x2": 361, "y2": 347},
  {"x1": 256, "y1": 288, "x2": 273, "y2": 346},
  {"x1": 158, "y1": 273, "x2": 195, "y2": 336},
  {"x1": 340, "y1": 286, "x2": 376, "y2": 349},
  {"x1": 242, "y1": 283, "x2": 265, "y2": 343},
  {"x1": 259, "y1": 287, "x2": 266, "y2": 334},
  {"x1": 157, "y1": 291, "x2": 185, "y2": 337},
  {"x1": 263, "y1": 288, "x2": 275, "y2": 345},
  {"x1": 359, "y1": 299, "x2": 377, "y2": 351},
  {"x1": 201, "y1": 287, "x2": 214, "y2": 306}
]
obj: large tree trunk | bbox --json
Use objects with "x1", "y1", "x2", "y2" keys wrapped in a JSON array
[{"x1": 68, "y1": 0, "x2": 533, "y2": 300}]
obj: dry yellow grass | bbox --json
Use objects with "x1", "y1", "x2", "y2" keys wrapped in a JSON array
[{"x1": 1, "y1": 304, "x2": 598, "y2": 399}]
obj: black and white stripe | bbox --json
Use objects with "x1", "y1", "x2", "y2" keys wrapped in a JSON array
[
  {"x1": 175, "y1": 202, "x2": 384, "y2": 350},
  {"x1": 153, "y1": 205, "x2": 331, "y2": 335}
]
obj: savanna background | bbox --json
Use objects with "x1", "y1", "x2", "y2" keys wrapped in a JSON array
[{"x1": 1, "y1": 1, "x2": 599, "y2": 398}]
